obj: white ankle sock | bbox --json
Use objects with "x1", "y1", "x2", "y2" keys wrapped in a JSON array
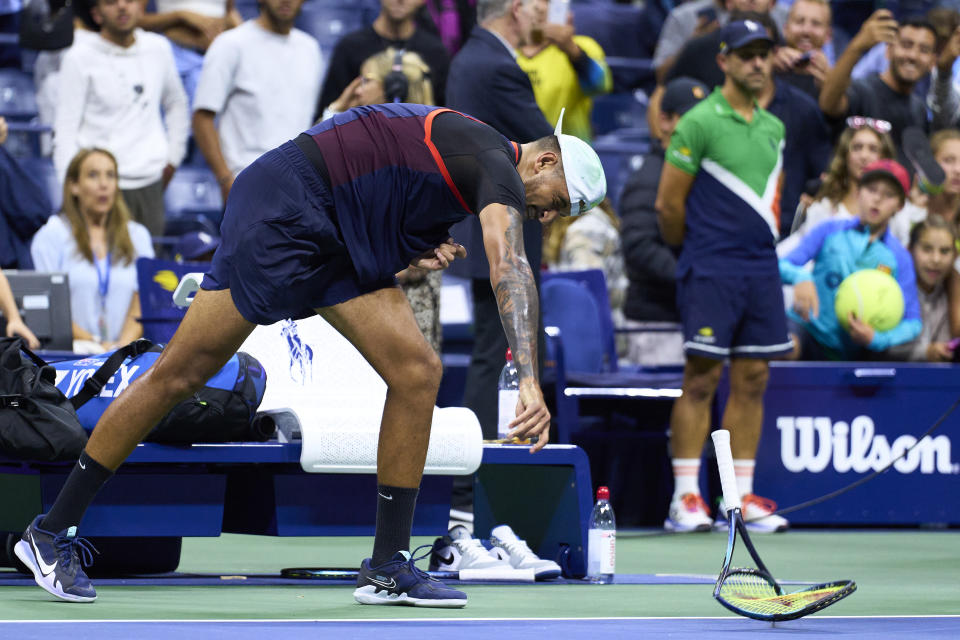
[
  {"x1": 672, "y1": 458, "x2": 701, "y2": 499},
  {"x1": 733, "y1": 459, "x2": 755, "y2": 497}
]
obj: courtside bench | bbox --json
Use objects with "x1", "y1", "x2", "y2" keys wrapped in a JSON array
[{"x1": 0, "y1": 442, "x2": 593, "y2": 576}]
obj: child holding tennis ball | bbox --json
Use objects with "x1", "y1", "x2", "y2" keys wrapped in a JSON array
[
  {"x1": 779, "y1": 159, "x2": 922, "y2": 360},
  {"x1": 887, "y1": 217, "x2": 958, "y2": 361}
]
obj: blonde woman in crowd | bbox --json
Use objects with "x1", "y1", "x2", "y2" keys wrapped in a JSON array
[{"x1": 31, "y1": 149, "x2": 154, "y2": 353}]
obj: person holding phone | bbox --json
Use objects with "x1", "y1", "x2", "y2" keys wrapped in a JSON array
[
  {"x1": 516, "y1": 0, "x2": 612, "y2": 141},
  {"x1": 773, "y1": 0, "x2": 833, "y2": 100}
]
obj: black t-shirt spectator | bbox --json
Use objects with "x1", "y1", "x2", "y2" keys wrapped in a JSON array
[
  {"x1": 317, "y1": 26, "x2": 450, "y2": 116},
  {"x1": 767, "y1": 79, "x2": 833, "y2": 235},
  {"x1": 665, "y1": 31, "x2": 725, "y2": 89},
  {"x1": 776, "y1": 70, "x2": 818, "y2": 102},
  {"x1": 846, "y1": 73, "x2": 928, "y2": 165},
  {"x1": 619, "y1": 141, "x2": 679, "y2": 322}
]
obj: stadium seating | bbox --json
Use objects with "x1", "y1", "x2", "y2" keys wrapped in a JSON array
[
  {"x1": 572, "y1": 3, "x2": 659, "y2": 91},
  {"x1": 0, "y1": 68, "x2": 39, "y2": 120},
  {"x1": 164, "y1": 166, "x2": 223, "y2": 225},
  {"x1": 591, "y1": 127, "x2": 651, "y2": 211},
  {"x1": 590, "y1": 90, "x2": 648, "y2": 137},
  {"x1": 295, "y1": 0, "x2": 370, "y2": 51}
]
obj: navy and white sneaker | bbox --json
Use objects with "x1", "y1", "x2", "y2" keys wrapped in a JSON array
[
  {"x1": 14, "y1": 515, "x2": 97, "y2": 602},
  {"x1": 354, "y1": 545, "x2": 467, "y2": 608}
]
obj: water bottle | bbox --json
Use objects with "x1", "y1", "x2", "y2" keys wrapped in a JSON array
[
  {"x1": 587, "y1": 486, "x2": 616, "y2": 583},
  {"x1": 497, "y1": 348, "x2": 520, "y2": 440}
]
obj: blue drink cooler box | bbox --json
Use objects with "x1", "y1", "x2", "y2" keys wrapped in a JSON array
[{"x1": 719, "y1": 362, "x2": 960, "y2": 525}]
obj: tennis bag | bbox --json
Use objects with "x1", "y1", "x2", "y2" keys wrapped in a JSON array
[
  {"x1": 0, "y1": 337, "x2": 88, "y2": 461},
  {"x1": 53, "y1": 339, "x2": 270, "y2": 444}
]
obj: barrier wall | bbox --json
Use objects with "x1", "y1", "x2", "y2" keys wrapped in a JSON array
[{"x1": 720, "y1": 362, "x2": 960, "y2": 525}]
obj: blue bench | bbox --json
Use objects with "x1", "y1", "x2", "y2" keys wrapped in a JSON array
[{"x1": 0, "y1": 442, "x2": 594, "y2": 576}]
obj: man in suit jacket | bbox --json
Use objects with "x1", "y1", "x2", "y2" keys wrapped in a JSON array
[{"x1": 445, "y1": 0, "x2": 553, "y2": 532}]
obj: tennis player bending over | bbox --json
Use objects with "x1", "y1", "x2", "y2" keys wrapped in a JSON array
[{"x1": 15, "y1": 103, "x2": 606, "y2": 607}]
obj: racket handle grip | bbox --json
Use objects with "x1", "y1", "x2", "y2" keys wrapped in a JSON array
[{"x1": 711, "y1": 429, "x2": 742, "y2": 511}]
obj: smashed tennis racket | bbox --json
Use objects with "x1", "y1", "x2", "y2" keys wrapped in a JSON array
[{"x1": 710, "y1": 430, "x2": 857, "y2": 621}]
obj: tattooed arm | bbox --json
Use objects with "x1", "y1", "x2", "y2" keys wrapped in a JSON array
[{"x1": 478, "y1": 203, "x2": 551, "y2": 452}]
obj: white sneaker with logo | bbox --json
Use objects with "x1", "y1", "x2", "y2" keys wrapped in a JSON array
[
  {"x1": 429, "y1": 525, "x2": 512, "y2": 572},
  {"x1": 664, "y1": 492, "x2": 713, "y2": 532},
  {"x1": 488, "y1": 524, "x2": 562, "y2": 580},
  {"x1": 714, "y1": 494, "x2": 789, "y2": 533}
]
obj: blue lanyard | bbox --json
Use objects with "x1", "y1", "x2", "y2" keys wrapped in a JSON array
[{"x1": 94, "y1": 252, "x2": 112, "y2": 306}]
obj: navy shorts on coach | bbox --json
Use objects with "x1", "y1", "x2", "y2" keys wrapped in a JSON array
[
  {"x1": 677, "y1": 269, "x2": 793, "y2": 360},
  {"x1": 201, "y1": 141, "x2": 394, "y2": 325}
]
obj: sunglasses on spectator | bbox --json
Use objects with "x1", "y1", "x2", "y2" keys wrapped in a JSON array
[
  {"x1": 846, "y1": 116, "x2": 892, "y2": 134},
  {"x1": 732, "y1": 46, "x2": 772, "y2": 61}
]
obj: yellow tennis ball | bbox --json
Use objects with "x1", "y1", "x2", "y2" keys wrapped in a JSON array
[{"x1": 834, "y1": 269, "x2": 904, "y2": 332}]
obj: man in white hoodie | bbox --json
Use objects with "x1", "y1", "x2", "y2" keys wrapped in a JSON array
[{"x1": 54, "y1": 0, "x2": 189, "y2": 237}]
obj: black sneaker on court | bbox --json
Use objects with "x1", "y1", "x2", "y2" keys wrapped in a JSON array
[
  {"x1": 354, "y1": 545, "x2": 467, "y2": 608},
  {"x1": 14, "y1": 515, "x2": 97, "y2": 602}
]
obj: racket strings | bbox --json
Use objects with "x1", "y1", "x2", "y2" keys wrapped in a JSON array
[{"x1": 718, "y1": 570, "x2": 855, "y2": 617}]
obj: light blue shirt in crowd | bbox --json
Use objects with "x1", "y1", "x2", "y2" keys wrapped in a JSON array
[{"x1": 30, "y1": 215, "x2": 154, "y2": 343}]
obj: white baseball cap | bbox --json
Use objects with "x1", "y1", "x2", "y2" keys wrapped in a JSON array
[{"x1": 555, "y1": 108, "x2": 607, "y2": 216}]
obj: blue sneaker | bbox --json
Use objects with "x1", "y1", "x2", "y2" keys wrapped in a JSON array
[
  {"x1": 14, "y1": 515, "x2": 97, "y2": 602},
  {"x1": 354, "y1": 545, "x2": 467, "y2": 608}
]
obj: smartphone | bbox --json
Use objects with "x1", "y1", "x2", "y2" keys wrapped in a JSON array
[
  {"x1": 547, "y1": 0, "x2": 570, "y2": 25},
  {"x1": 795, "y1": 51, "x2": 813, "y2": 68}
]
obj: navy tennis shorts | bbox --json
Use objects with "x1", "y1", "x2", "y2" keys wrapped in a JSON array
[
  {"x1": 677, "y1": 269, "x2": 793, "y2": 360},
  {"x1": 201, "y1": 141, "x2": 394, "y2": 325}
]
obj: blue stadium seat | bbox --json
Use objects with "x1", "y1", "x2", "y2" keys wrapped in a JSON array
[
  {"x1": 0, "y1": 68, "x2": 39, "y2": 120},
  {"x1": 136, "y1": 257, "x2": 209, "y2": 343},
  {"x1": 295, "y1": 0, "x2": 371, "y2": 49},
  {"x1": 592, "y1": 128, "x2": 651, "y2": 211},
  {"x1": 16, "y1": 156, "x2": 61, "y2": 214},
  {"x1": 591, "y1": 90, "x2": 648, "y2": 137},
  {"x1": 164, "y1": 166, "x2": 223, "y2": 224}
]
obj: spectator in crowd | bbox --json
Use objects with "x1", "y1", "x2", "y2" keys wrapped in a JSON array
[
  {"x1": 516, "y1": 0, "x2": 611, "y2": 142},
  {"x1": 780, "y1": 159, "x2": 922, "y2": 360},
  {"x1": 322, "y1": 47, "x2": 435, "y2": 120},
  {"x1": 544, "y1": 198, "x2": 627, "y2": 350},
  {"x1": 888, "y1": 217, "x2": 957, "y2": 362},
  {"x1": 662, "y1": 11, "x2": 832, "y2": 233},
  {"x1": 779, "y1": 117, "x2": 896, "y2": 256},
  {"x1": 140, "y1": 0, "x2": 243, "y2": 106},
  {"x1": 819, "y1": 11, "x2": 941, "y2": 163},
  {"x1": 652, "y1": 0, "x2": 788, "y2": 82},
  {"x1": 54, "y1": 0, "x2": 189, "y2": 238},
  {"x1": 417, "y1": 0, "x2": 477, "y2": 57},
  {"x1": 0, "y1": 116, "x2": 55, "y2": 270},
  {"x1": 445, "y1": 0, "x2": 553, "y2": 533},
  {"x1": 324, "y1": 46, "x2": 443, "y2": 355},
  {"x1": 192, "y1": 0, "x2": 321, "y2": 202},
  {"x1": 930, "y1": 22, "x2": 960, "y2": 131},
  {"x1": 773, "y1": 0, "x2": 832, "y2": 101},
  {"x1": 33, "y1": 15, "x2": 98, "y2": 151},
  {"x1": 620, "y1": 77, "x2": 708, "y2": 366},
  {"x1": 317, "y1": 0, "x2": 450, "y2": 115},
  {"x1": 0, "y1": 271, "x2": 41, "y2": 348},
  {"x1": 656, "y1": 21, "x2": 791, "y2": 534},
  {"x1": 31, "y1": 149, "x2": 154, "y2": 353}
]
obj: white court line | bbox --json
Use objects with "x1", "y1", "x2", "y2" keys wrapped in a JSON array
[{"x1": 1, "y1": 615, "x2": 959, "y2": 624}]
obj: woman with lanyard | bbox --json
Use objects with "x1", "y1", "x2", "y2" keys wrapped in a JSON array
[{"x1": 31, "y1": 149, "x2": 154, "y2": 353}]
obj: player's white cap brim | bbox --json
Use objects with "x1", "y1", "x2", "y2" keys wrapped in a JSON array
[{"x1": 554, "y1": 108, "x2": 606, "y2": 216}]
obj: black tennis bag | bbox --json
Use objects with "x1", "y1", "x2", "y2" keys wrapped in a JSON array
[{"x1": 0, "y1": 337, "x2": 87, "y2": 461}]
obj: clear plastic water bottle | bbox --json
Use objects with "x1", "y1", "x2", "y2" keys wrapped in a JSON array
[
  {"x1": 588, "y1": 486, "x2": 616, "y2": 583},
  {"x1": 497, "y1": 348, "x2": 520, "y2": 440}
]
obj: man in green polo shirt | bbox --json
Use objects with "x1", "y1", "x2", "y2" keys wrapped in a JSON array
[{"x1": 655, "y1": 20, "x2": 793, "y2": 534}]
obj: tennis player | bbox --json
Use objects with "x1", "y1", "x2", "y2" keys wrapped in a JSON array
[{"x1": 15, "y1": 103, "x2": 606, "y2": 607}]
